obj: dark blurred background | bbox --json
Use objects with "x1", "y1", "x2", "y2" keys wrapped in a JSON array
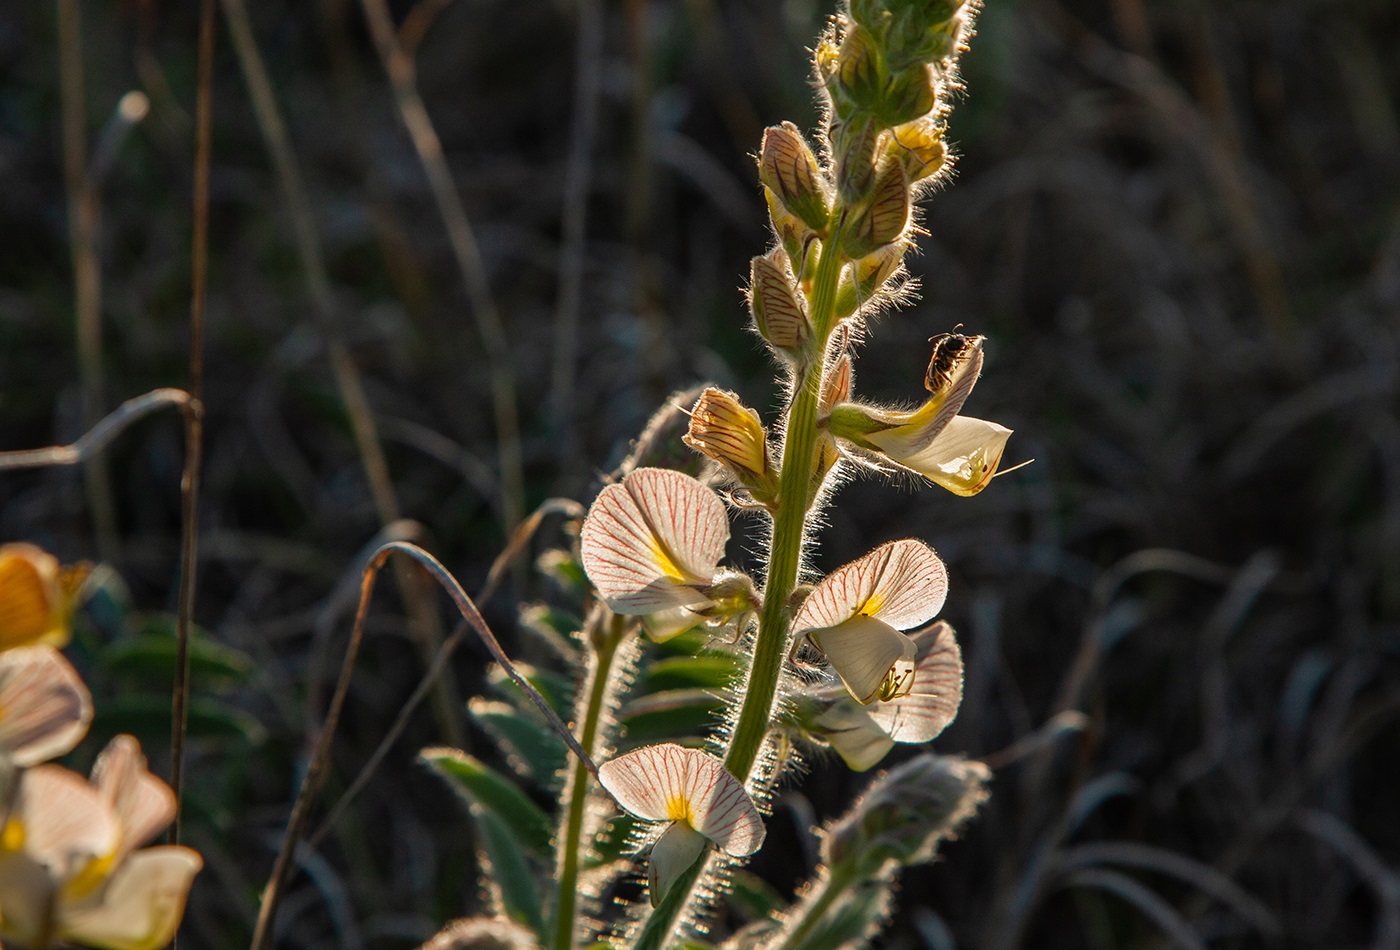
[{"x1": 2, "y1": 0, "x2": 1398, "y2": 946}]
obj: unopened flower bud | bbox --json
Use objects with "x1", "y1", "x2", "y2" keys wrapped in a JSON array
[
  {"x1": 878, "y1": 63, "x2": 937, "y2": 127},
  {"x1": 759, "y1": 122, "x2": 830, "y2": 234},
  {"x1": 749, "y1": 253, "x2": 809, "y2": 352},
  {"x1": 684, "y1": 388, "x2": 775, "y2": 489},
  {"x1": 888, "y1": 117, "x2": 947, "y2": 184},
  {"x1": 844, "y1": 159, "x2": 910, "y2": 258},
  {"x1": 834, "y1": 242, "x2": 906, "y2": 318},
  {"x1": 836, "y1": 24, "x2": 885, "y2": 111},
  {"x1": 831, "y1": 116, "x2": 880, "y2": 202},
  {"x1": 823, "y1": 754, "x2": 989, "y2": 872},
  {"x1": 849, "y1": 0, "x2": 890, "y2": 31},
  {"x1": 821, "y1": 354, "x2": 853, "y2": 411},
  {"x1": 765, "y1": 190, "x2": 818, "y2": 281}
]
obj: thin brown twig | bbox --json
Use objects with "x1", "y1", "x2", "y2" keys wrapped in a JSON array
[
  {"x1": 356, "y1": 0, "x2": 525, "y2": 538},
  {"x1": 0, "y1": 389, "x2": 192, "y2": 471},
  {"x1": 249, "y1": 540, "x2": 597, "y2": 950},
  {"x1": 171, "y1": 0, "x2": 216, "y2": 851}
]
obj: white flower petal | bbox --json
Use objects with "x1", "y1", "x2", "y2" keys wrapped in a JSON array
[
  {"x1": 0, "y1": 645, "x2": 92, "y2": 766},
  {"x1": 792, "y1": 539, "x2": 947, "y2": 634},
  {"x1": 647, "y1": 822, "x2": 708, "y2": 907},
  {"x1": 809, "y1": 615, "x2": 917, "y2": 705},
  {"x1": 580, "y1": 468, "x2": 729, "y2": 615},
  {"x1": 898, "y1": 416, "x2": 1012, "y2": 496},
  {"x1": 640, "y1": 605, "x2": 709, "y2": 643},
  {"x1": 864, "y1": 337, "x2": 984, "y2": 460},
  {"x1": 598, "y1": 744, "x2": 764, "y2": 856},
  {"x1": 869, "y1": 620, "x2": 964, "y2": 743},
  {"x1": 60, "y1": 846, "x2": 202, "y2": 950},
  {"x1": 814, "y1": 703, "x2": 896, "y2": 772},
  {"x1": 90, "y1": 736, "x2": 175, "y2": 854},
  {"x1": 15, "y1": 765, "x2": 119, "y2": 877}
]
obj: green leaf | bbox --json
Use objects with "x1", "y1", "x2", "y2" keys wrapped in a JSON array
[
  {"x1": 618, "y1": 689, "x2": 724, "y2": 744},
  {"x1": 421, "y1": 748, "x2": 554, "y2": 859},
  {"x1": 487, "y1": 662, "x2": 576, "y2": 720},
  {"x1": 95, "y1": 696, "x2": 267, "y2": 746},
  {"x1": 469, "y1": 699, "x2": 568, "y2": 789},
  {"x1": 477, "y1": 810, "x2": 545, "y2": 935},
  {"x1": 584, "y1": 814, "x2": 639, "y2": 870},
  {"x1": 99, "y1": 623, "x2": 254, "y2": 686},
  {"x1": 640, "y1": 655, "x2": 739, "y2": 692}
]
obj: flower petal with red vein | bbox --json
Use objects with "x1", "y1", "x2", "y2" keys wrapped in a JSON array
[
  {"x1": 792, "y1": 539, "x2": 947, "y2": 634},
  {"x1": 91, "y1": 736, "x2": 176, "y2": 854},
  {"x1": 0, "y1": 645, "x2": 92, "y2": 766},
  {"x1": 868, "y1": 620, "x2": 964, "y2": 742},
  {"x1": 580, "y1": 468, "x2": 729, "y2": 616},
  {"x1": 598, "y1": 743, "x2": 764, "y2": 856}
]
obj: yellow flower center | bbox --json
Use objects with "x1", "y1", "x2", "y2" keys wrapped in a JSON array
[
  {"x1": 1, "y1": 817, "x2": 25, "y2": 852},
  {"x1": 649, "y1": 539, "x2": 688, "y2": 583},
  {"x1": 664, "y1": 795, "x2": 695, "y2": 827},
  {"x1": 63, "y1": 850, "x2": 117, "y2": 903}
]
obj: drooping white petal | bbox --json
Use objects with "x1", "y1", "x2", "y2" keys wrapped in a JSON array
[
  {"x1": 59, "y1": 846, "x2": 202, "y2": 950},
  {"x1": 868, "y1": 620, "x2": 964, "y2": 743},
  {"x1": 792, "y1": 539, "x2": 947, "y2": 634},
  {"x1": 862, "y1": 337, "x2": 984, "y2": 460},
  {"x1": 814, "y1": 702, "x2": 895, "y2": 772},
  {"x1": 580, "y1": 468, "x2": 729, "y2": 615},
  {"x1": 647, "y1": 821, "x2": 708, "y2": 907},
  {"x1": 90, "y1": 736, "x2": 176, "y2": 853},
  {"x1": 598, "y1": 743, "x2": 764, "y2": 856},
  {"x1": 894, "y1": 416, "x2": 1012, "y2": 496},
  {"x1": 0, "y1": 645, "x2": 92, "y2": 766},
  {"x1": 639, "y1": 605, "x2": 708, "y2": 643},
  {"x1": 809, "y1": 615, "x2": 917, "y2": 705}
]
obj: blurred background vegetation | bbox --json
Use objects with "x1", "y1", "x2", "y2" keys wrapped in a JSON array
[{"x1": 2, "y1": 0, "x2": 1398, "y2": 946}]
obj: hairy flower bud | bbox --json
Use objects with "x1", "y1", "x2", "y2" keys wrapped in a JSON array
[
  {"x1": 834, "y1": 242, "x2": 907, "y2": 318},
  {"x1": 844, "y1": 159, "x2": 910, "y2": 259},
  {"x1": 683, "y1": 388, "x2": 775, "y2": 493},
  {"x1": 878, "y1": 63, "x2": 937, "y2": 127},
  {"x1": 749, "y1": 253, "x2": 809, "y2": 353},
  {"x1": 824, "y1": 754, "x2": 989, "y2": 872},
  {"x1": 888, "y1": 117, "x2": 947, "y2": 184},
  {"x1": 759, "y1": 122, "x2": 830, "y2": 234},
  {"x1": 831, "y1": 116, "x2": 881, "y2": 201}
]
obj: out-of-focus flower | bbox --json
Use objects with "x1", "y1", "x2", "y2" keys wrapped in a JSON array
[
  {"x1": 580, "y1": 468, "x2": 751, "y2": 641},
  {"x1": 0, "y1": 544, "x2": 89, "y2": 652},
  {"x1": 0, "y1": 735, "x2": 201, "y2": 950},
  {"x1": 0, "y1": 645, "x2": 93, "y2": 766},
  {"x1": 598, "y1": 743, "x2": 765, "y2": 906},
  {"x1": 808, "y1": 621, "x2": 963, "y2": 770},
  {"x1": 416, "y1": 916, "x2": 540, "y2": 950},
  {"x1": 826, "y1": 333, "x2": 1013, "y2": 495},
  {"x1": 792, "y1": 540, "x2": 948, "y2": 705}
]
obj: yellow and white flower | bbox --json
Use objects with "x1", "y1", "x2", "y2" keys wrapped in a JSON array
[
  {"x1": 0, "y1": 735, "x2": 201, "y2": 950},
  {"x1": 598, "y1": 743, "x2": 765, "y2": 906},
  {"x1": 812, "y1": 620, "x2": 963, "y2": 770},
  {"x1": 579, "y1": 468, "x2": 738, "y2": 640},
  {"x1": 792, "y1": 539, "x2": 948, "y2": 705},
  {"x1": 0, "y1": 543, "x2": 89, "y2": 652},
  {"x1": 826, "y1": 333, "x2": 1013, "y2": 496}
]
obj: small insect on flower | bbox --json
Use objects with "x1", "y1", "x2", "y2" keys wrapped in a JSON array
[
  {"x1": 0, "y1": 645, "x2": 93, "y2": 766},
  {"x1": 598, "y1": 743, "x2": 765, "y2": 906},
  {"x1": 792, "y1": 540, "x2": 948, "y2": 705},
  {"x1": 924, "y1": 331, "x2": 980, "y2": 395},
  {"x1": 810, "y1": 620, "x2": 963, "y2": 770},
  {"x1": 0, "y1": 543, "x2": 90, "y2": 652},
  {"x1": 580, "y1": 468, "x2": 751, "y2": 641},
  {"x1": 0, "y1": 735, "x2": 201, "y2": 950}
]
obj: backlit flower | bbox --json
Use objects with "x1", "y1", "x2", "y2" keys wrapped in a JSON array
[
  {"x1": 811, "y1": 620, "x2": 963, "y2": 770},
  {"x1": 0, "y1": 735, "x2": 201, "y2": 950},
  {"x1": 0, "y1": 543, "x2": 89, "y2": 651},
  {"x1": 0, "y1": 645, "x2": 92, "y2": 766},
  {"x1": 598, "y1": 743, "x2": 765, "y2": 906},
  {"x1": 579, "y1": 468, "x2": 738, "y2": 641},
  {"x1": 792, "y1": 540, "x2": 948, "y2": 705},
  {"x1": 826, "y1": 333, "x2": 1013, "y2": 495}
]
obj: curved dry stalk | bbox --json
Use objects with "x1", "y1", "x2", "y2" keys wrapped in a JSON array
[
  {"x1": 250, "y1": 539, "x2": 597, "y2": 950},
  {"x1": 0, "y1": 388, "x2": 193, "y2": 471},
  {"x1": 304, "y1": 499, "x2": 585, "y2": 850}
]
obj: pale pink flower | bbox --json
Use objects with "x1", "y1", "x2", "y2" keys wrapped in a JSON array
[
  {"x1": 580, "y1": 468, "x2": 733, "y2": 640},
  {"x1": 792, "y1": 540, "x2": 948, "y2": 705},
  {"x1": 598, "y1": 743, "x2": 764, "y2": 905},
  {"x1": 0, "y1": 645, "x2": 92, "y2": 766}
]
